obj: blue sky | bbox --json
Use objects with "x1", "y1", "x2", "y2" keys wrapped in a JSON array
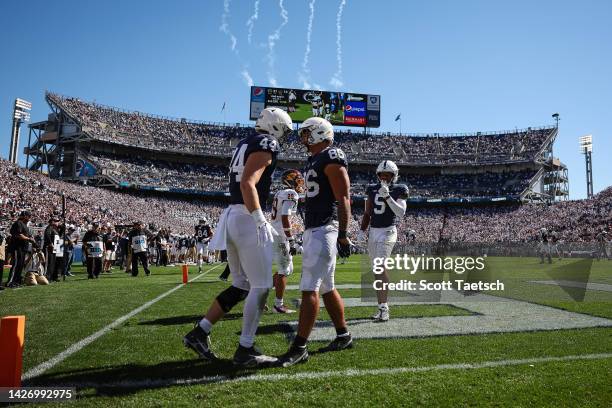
[{"x1": 1, "y1": 0, "x2": 610, "y2": 199}]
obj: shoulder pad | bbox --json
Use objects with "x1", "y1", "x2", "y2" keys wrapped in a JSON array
[
  {"x1": 393, "y1": 184, "x2": 409, "y2": 198},
  {"x1": 250, "y1": 134, "x2": 280, "y2": 154},
  {"x1": 322, "y1": 147, "x2": 348, "y2": 167}
]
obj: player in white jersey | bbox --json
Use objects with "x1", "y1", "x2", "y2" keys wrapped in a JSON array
[{"x1": 270, "y1": 169, "x2": 304, "y2": 313}]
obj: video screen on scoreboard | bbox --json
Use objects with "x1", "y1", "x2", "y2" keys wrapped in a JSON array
[{"x1": 250, "y1": 86, "x2": 380, "y2": 128}]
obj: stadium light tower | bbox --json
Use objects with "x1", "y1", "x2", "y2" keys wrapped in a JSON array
[
  {"x1": 579, "y1": 134, "x2": 593, "y2": 198},
  {"x1": 9, "y1": 98, "x2": 32, "y2": 164},
  {"x1": 552, "y1": 112, "x2": 560, "y2": 128}
]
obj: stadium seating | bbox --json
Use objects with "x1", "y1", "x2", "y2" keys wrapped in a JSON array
[
  {"x1": 47, "y1": 93, "x2": 552, "y2": 199},
  {"x1": 2, "y1": 158, "x2": 610, "y2": 244}
]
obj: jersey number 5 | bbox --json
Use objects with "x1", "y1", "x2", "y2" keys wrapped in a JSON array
[{"x1": 373, "y1": 193, "x2": 386, "y2": 215}]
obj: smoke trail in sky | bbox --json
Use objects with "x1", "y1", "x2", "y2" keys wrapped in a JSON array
[
  {"x1": 246, "y1": 0, "x2": 260, "y2": 45},
  {"x1": 298, "y1": 0, "x2": 316, "y2": 89},
  {"x1": 267, "y1": 0, "x2": 289, "y2": 87},
  {"x1": 241, "y1": 69, "x2": 254, "y2": 87},
  {"x1": 330, "y1": 0, "x2": 347, "y2": 88},
  {"x1": 220, "y1": 0, "x2": 238, "y2": 52}
]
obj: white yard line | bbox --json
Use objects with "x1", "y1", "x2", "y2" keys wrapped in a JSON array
[
  {"x1": 61, "y1": 353, "x2": 612, "y2": 389},
  {"x1": 22, "y1": 264, "x2": 222, "y2": 381}
]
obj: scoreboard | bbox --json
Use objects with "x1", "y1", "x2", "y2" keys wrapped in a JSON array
[{"x1": 250, "y1": 86, "x2": 380, "y2": 128}]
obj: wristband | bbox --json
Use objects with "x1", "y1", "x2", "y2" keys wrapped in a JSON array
[
  {"x1": 338, "y1": 230, "x2": 347, "y2": 240},
  {"x1": 250, "y1": 208, "x2": 266, "y2": 226}
]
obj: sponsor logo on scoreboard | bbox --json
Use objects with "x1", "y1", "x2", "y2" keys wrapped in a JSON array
[
  {"x1": 344, "y1": 116, "x2": 366, "y2": 126},
  {"x1": 345, "y1": 101, "x2": 366, "y2": 117},
  {"x1": 251, "y1": 87, "x2": 266, "y2": 102},
  {"x1": 347, "y1": 95, "x2": 365, "y2": 102}
]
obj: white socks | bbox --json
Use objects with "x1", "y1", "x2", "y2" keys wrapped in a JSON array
[{"x1": 199, "y1": 318, "x2": 213, "y2": 333}]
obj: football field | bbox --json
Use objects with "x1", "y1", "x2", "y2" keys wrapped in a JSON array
[{"x1": 1, "y1": 256, "x2": 611, "y2": 407}]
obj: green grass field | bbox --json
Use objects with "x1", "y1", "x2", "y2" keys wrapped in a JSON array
[
  {"x1": 289, "y1": 103, "x2": 344, "y2": 125},
  {"x1": 1, "y1": 256, "x2": 611, "y2": 407}
]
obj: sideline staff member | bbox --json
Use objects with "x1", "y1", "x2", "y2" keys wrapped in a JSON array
[
  {"x1": 7, "y1": 211, "x2": 36, "y2": 288},
  {"x1": 82, "y1": 222, "x2": 104, "y2": 279}
]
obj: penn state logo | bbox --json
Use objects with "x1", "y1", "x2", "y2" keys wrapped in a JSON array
[{"x1": 369, "y1": 96, "x2": 378, "y2": 104}]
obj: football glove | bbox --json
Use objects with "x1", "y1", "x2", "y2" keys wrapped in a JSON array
[
  {"x1": 252, "y1": 209, "x2": 278, "y2": 247},
  {"x1": 378, "y1": 184, "x2": 390, "y2": 199},
  {"x1": 288, "y1": 238, "x2": 298, "y2": 256},
  {"x1": 337, "y1": 238, "x2": 352, "y2": 258}
]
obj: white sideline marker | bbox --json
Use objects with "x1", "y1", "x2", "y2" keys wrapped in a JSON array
[
  {"x1": 22, "y1": 264, "x2": 223, "y2": 381},
  {"x1": 59, "y1": 353, "x2": 612, "y2": 389}
]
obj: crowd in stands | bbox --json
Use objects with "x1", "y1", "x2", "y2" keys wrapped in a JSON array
[
  {"x1": 81, "y1": 153, "x2": 536, "y2": 199},
  {"x1": 3, "y1": 156, "x2": 610, "y2": 249},
  {"x1": 0, "y1": 158, "x2": 224, "y2": 235},
  {"x1": 349, "y1": 170, "x2": 536, "y2": 197},
  {"x1": 84, "y1": 152, "x2": 227, "y2": 191},
  {"x1": 48, "y1": 92, "x2": 554, "y2": 165}
]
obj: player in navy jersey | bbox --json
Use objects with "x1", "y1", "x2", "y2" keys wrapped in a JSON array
[
  {"x1": 360, "y1": 160, "x2": 408, "y2": 321},
  {"x1": 279, "y1": 117, "x2": 353, "y2": 367},
  {"x1": 183, "y1": 108, "x2": 293, "y2": 367},
  {"x1": 195, "y1": 219, "x2": 213, "y2": 273}
]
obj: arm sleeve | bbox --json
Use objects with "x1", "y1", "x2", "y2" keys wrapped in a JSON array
[{"x1": 386, "y1": 197, "x2": 407, "y2": 218}]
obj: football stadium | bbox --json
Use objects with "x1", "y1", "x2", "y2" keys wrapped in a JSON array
[{"x1": 1, "y1": 1, "x2": 611, "y2": 407}]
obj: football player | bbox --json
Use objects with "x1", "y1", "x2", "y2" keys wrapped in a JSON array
[
  {"x1": 195, "y1": 219, "x2": 213, "y2": 273},
  {"x1": 279, "y1": 117, "x2": 353, "y2": 367},
  {"x1": 324, "y1": 104, "x2": 331, "y2": 121},
  {"x1": 595, "y1": 228, "x2": 610, "y2": 260},
  {"x1": 539, "y1": 228, "x2": 552, "y2": 264},
  {"x1": 360, "y1": 160, "x2": 408, "y2": 322},
  {"x1": 271, "y1": 169, "x2": 304, "y2": 313},
  {"x1": 288, "y1": 90, "x2": 297, "y2": 113},
  {"x1": 549, "y1": 230, "x2": 562, "y2": 260},
  {"x1": 183, "y1": 107, "x2": 292, "y2": 367}
]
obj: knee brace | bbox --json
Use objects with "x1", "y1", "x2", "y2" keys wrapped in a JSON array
[{"x1": 216, "y1": 285, "x2": 249, "y2": 312}]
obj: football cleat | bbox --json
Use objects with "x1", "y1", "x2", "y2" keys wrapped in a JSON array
[
  {"x1": 278, "y1": 345, "x2": 309, "y2": 368},
  {"x1": 318, "y1": 334, "x2": 353, "y2": 353},
  {"x1": 372, "y1": 307, "x2": 389, "y2": 322},
  {"x1": 273, "y1": 304, "x2": 295, "y2": 314},
  {"x1": 183, "y1": 323, "x2": 217, "y2": 361},
  {"x1": 233, "y1": 345, "x2": 278, "y2": 368}
]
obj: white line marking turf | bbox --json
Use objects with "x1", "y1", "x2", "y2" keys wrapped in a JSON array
[
  {"x1": 529, "y1": 280, "x2": 612, "y2": 292},
  {"x1": 22, "y1": 264, "x2": 223, "y2": 381},
  {"x1": 59, "y1": 353, "x2": 612, "y2": 389}
]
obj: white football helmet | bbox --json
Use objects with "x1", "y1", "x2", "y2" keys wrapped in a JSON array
[
  {"x1": 255, "y1": 107, "x2": 293, "y2": 142},
  {"x1": 298, "y1": 117, "x2": 334, "y2": 146},
  {"x1": 376, "y1": 160, "x2": 399, "y2": 183}
]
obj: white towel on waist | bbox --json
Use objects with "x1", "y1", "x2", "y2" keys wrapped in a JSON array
[{"x1": 209, "y1": 207, "x2": 230, "y2": 251}]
